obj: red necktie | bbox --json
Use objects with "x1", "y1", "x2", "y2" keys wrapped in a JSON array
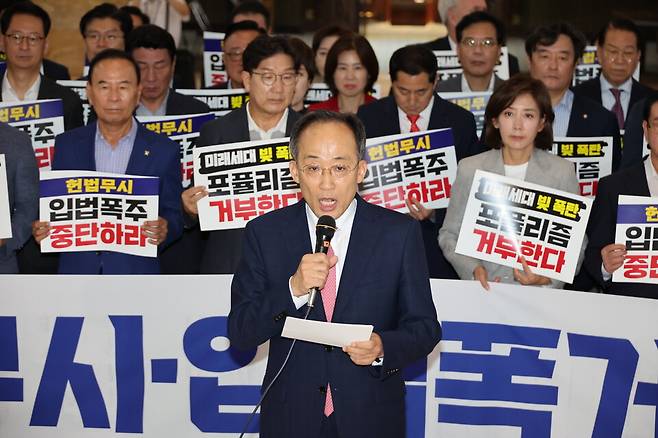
[
  {"x1": 610, "y1": 88, "x2": 625, "y2": 130},
  {"x1": 407, "y1": 114, "x2": 420, "y2": 132},
  {"x1": 322, "y1": 246, "x2": 337, "y2": 417}
]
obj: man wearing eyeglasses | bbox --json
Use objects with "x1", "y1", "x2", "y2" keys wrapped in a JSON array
[
  {"x1": 183, "y1": 35, "x2": 302, "y2": 274},
  {"x1": 436, "y1": 11, "x2": 505, "y2": 93},
  {"x1": 79, "y1": 3, "x2": 133, "y2": 70},
  {"x1": 573, "y1": 19, "x2": 653, "y2": 130},
  {"x1": 229, "y1": 110, "x2": 441, "y2": 438},
  {"x1": 210, "y1": 20, "x2": 264, "y2": 90}
]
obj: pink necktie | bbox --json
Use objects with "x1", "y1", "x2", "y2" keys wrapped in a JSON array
[
  {"x1": 610, "y1": 88, "x2": 625, "y2": 130},
  {"x1": 407, "y1": 114, "x2": 420, "y2": 132},
  {"x1": 322, "y1": 246, "x2": 336, "y2": 416}
]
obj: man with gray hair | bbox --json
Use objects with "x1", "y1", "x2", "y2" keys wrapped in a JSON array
[
  {"x1": 228, "y1": 110, "x2": 441, "y2": 438},
  {"x1": 422, "y1": 0, "x2": 520, "y2": 75}
]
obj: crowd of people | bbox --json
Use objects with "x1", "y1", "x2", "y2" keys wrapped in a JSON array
[{"x1": 1, "y1": 0, "x2": 657, "y2": 300}]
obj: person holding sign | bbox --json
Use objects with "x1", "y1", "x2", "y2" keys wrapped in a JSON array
[
  {"x1": 0, "y1": 122, "x2": 38, "y2": 273},
  {"x1": 439, "y1": 74, "x2": 581, "y2": 289},
  {"x1": 307, "y1": 34, "x2": 378, "y2": 114},
  {"x1": 436, "y1": 11, "x2": 505, "y2": 93},
  {"x1": 229, "y1": 110, "x2": 441, "y2": 438},
  {"x1": 31, "y1": 50, "x2": 182, "y2": 274},
  {"x1": 583, "y1": 94, "x2": 658, "y2": 299}
]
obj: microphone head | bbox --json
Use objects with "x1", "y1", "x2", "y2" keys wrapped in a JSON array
[{"x1": 315, "y1": 215, "x2": 337, "y2": 253}]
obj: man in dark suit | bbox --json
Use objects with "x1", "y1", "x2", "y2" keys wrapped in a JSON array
[
  {"x1": 0, "y1": 1, "x2": 83, "y2": 131},
  {"x1": 0, "y1": 122, "x2": 38, "y2": 274},
  {"x1": 527, "y1": 23, "x2": 622, "y2": 172},
  {"x1": 127, "y1": 24, "x2": 211, "y2": 274},
  {"x1": 422, "y1": 0, "x2": 520, "y2": 76},
  {"x1": 32, "y1": 50, "x2": 182, "y2": 274},
  {"x1": 42, "y1": 59, "x2": 70, "y2": 81},
  {"x1": 229, "y1": 110, "x2": 441, "y2": 438},
  {"x1": 183, "y1": 35, "x2": 302, "y2": 274},
  {"x1": 436, "y1": 11, "x2": 506, "y2": 93},
  {"x1": 127, "y1": 24, "x2": 210, "y2": 116},
  {"x1": 573, "y1": 19, "x2": 653, "y2": 130},
  {"x1": 358, "y1": 44, "x2": 482, "y2": 279},
  {"x1": 583, "y1": 95, "x2": 658, "y2": 299}
]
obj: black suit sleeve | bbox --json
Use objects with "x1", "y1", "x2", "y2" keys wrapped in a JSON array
[{"x1": 583, "y1": 175, "x2": 616, "y2": 287}]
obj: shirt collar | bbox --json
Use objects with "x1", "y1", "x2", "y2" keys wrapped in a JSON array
[
  {"x1": 645, "y1": 155, "x2": 658, "y2": 180},
  {"x1": 461, "y1": 73, "x2": 495, "y2": 92},
  {"x1": 600, "y1": 73, "x2": 633, "y2": 95},
  {"x1": 305, "y1": 198, "x2": 357, "y2": 238},
  {"x1": 2, "y1": 72, "x2": 41, "y2": 101},
  {"x1": 554, "y1": 89, "x2": 574, "y2": 110},
  {"x1": 397, "y1": 95, "x2": 435, "y2": 122},
  {"x1": 95, "y1": 117, "x2": 138, "y2": 148},
  {"x1": 136, "y1": 89, "x2": 170, "y2": 116},
  {"x1": 246, "y1": 101, "x2": 289, "y2": 138}
]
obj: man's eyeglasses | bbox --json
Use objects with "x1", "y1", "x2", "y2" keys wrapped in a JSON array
[
  {"x1": 84, "y1": 31, "x2": 123, "y2": 43},
  {"x1": 300, "y1": 163, "x2": 359, "y2": 179},
  {"x1": 251, "y1": 70, "x2": 297, "y2": 86},
  {"x1": 225, "y1": 49, "x2": 244, "y2": 61},
  {"x1": 603, "y1": 47, "x2": 638, "y2": 64},
  {"x1": 5, "y1": 33, "x2": 44, "y2": 46},
  {"x1": 460, "y1": 37, "x2": 498, "y2": 48}
]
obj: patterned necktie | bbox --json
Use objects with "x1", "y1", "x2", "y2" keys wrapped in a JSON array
[
  {"x1": 610, "y1": 88, "x2": 625, "y2": 130},
  {"x1": 407, "y1": 114, "x2": 420, "y2": 132},
  {"x1": 322, "y1": 246, "x2": 337, "y2": 417}
]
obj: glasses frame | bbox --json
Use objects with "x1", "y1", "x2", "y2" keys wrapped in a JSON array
[
  {"x1": 299, "y1": 163, "x2": 360, "y2": 180},
  {"x1": 251, "y1": 70, "x2": 298, "y2": 86},
  {"x1": 5, "y1": 33, "x2": 45, "y2": 46},
  {"x1": 460, "y1": 37, "x2": 498, "y2": 49}
]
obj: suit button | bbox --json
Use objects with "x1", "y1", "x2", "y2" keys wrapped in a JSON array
[
  {"x1": 273, "y1": 311, "x2": 287, "y2": 322},
  {"x1": 325, "y1": 345, "x2": 333, "y2": 352},
  {"x1": 318, "y1": 386, "x2": 326, "y2": 394}
]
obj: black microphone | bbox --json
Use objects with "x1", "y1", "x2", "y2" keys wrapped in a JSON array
[{"x1": 307, "y1": 215, "x2": 337, "y2": 308}]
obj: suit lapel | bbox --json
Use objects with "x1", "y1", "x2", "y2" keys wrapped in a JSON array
[
  {"x1": 627, "y1": 160, "x2": 651, "y2": 196},
  {"x1": 285, "y1": 108, "x2": 300, "y2": 136},
  {"x1": 566, "y1": 95, "x2": 584, "y2": 136},
  {"x1": 332, "y1": 196, "x2": 379, "y2": 321}
]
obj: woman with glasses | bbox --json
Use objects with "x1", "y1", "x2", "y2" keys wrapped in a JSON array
[
  {"x1": 308, "y1": 34, "x2": 379, "y2": 114},
  {"x1": 439, "y1": 74, "x2": 582, "y2": 290}
]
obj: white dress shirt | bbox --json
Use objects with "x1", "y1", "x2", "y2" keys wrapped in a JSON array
[
  {"x1": 290, "y1": 199, "x2": 357, "y2": 309},
  {"x1": 397, "y1": 95, "x2": 434, "y2": 133},
  {"x1": 600, "y1": 74, "x2": 633, "y2": 122},
  {"x1": 504, "y1": 162, "x2": 529, "y2": 180},
  {"x1": 461, "y1": 73, "x2": 495, "y2": 93},
  {"x1": 552, "y1": 89, "x2": 574, "y2": 138},
  {"x1": 2, "y1": 73, "x2": 40, "y2": 102},
  {"x1": 246, "y1": 102, "x2": 289, "y2": 141}
]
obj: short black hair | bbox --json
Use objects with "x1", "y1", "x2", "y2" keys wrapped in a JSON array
[
  {"x1": 525, "y1": 22, "x2": 586, "y2": 63},
  {"x1": 389, "y1": 44, "x2": 438, "y2": 83},
  {"x1": 290, "y1": 110, "x2": 366, "y2": 160},
  {"x1": 597, "y1": 18, "x2": 642, "y2": 50},
  {"x1": 311, "y1": 24, "x2": 352, "y2": 54},
  {"x1": 120, "y1": 5, "x2": 150, "y2": 26},
  {"x1": 88, "y1": 48, "x2": 141, "y2": 84},
  {"x1": 126, "y1": 24, "x2": 176, "y2": 61},
  {"x1": 1, "y1": 1, "x2": 51, "y2": 36},
  {"x1": 224, "y1": 19, "x2": 266, "y2": 42},
  {"x1": 230, "y1": 1, "x2": 271, "y2": 29},
  {"x1": 324, "y1": 34, "x2": 379, "y2": 95},
  {"x1": 242, "y1": 35, "x2": 299, "y2": 74},
  {"x1": 288, "y1": 36, "x2": 317, "y2": 82},
  {"x1": 456, "y1": 10, "x2": 506, "y2": 45},
  {"x1": 643, "y1": 93, "x2": 658, "y2": 124},
  {"x1": 79, "y1": 3, "x2": 133, "y2": 38}
]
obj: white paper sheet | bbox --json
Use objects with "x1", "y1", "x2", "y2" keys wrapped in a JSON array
[{"x1": 281, "y1": 317, "x2": 373, "y2": 347}]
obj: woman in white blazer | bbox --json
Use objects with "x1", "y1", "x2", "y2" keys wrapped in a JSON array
[{"x1": 439, "y1": 74, "x2": 581, "y2": 289}]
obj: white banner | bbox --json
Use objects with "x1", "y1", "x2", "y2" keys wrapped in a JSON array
[
  {"x1": 137, "y1": 113, "x2": 215, "y2": 188},
  {"x1": 176, "y1": 88, "x2": 249, "y2": 117},
  {"x1": 39, "y1": 171, "x2": 159, "y2": 257},
  {"x1": 455, "y1": 170, "x2": 592, "y2": 283},
  {"x1": 0, "y1": 154, "x2": 11, "y2": 239},
  {"x1": 551, "y1": 136, "x2": 614, "y2": 197},
  {"x1": 434, "y1": 46, "x2": 510, "y2": 82},
  {"x1": 360, "y1": 129, "x2": 457, "y2": 212},
  {"x1": 574, "y1": 45, "x2": 640, "y2": 86},
  {"x1": 613, "y1": 194, "x2": 658, "y2": 283},
  {"x1": 0, "y1": 99, "x2": 65, "y2": 171},
  {"x1": 438, "y1": 91, "x2": 491, "y2": 136},
  {"x1": 202, "y1": 31, "x2": 227, "y2": 87},
  {"x1": 1, "y1": 276, "x2": 657, "y2": 437}
]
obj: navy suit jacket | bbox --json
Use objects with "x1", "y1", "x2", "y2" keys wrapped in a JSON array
[
  {"x1": 572, "y1": 76, "x2": 653, "y2": 126},
  {"x1": 357, "y1": 94, "x2": 484, "y2": 279},
  {"x1": 52, "y1": 121, "x2": 183, "y2": 274},
  {"x1": 584, "y1": 160, "x2": 657, "y2": 299},
  {"x1": 42, "y1": 59, "x2": 71, "y2": 81},
  {"x1": 0, "y1": 122, "x2": 38, "y2": 273},
  {"x1": 197, "y1": 106, "x2": 302, "y2": 274},
  {"x1": 567, "y1": 94, "x2": 622, "y2": 172},
  {"x1": 228, "y1": 196, "x2": 441, "y2": 438}
]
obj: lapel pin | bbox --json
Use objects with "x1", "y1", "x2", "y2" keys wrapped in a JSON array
[
  {"x1": 144, "y1": 149, "x2": 150, "y2": 156},
  {"x1": 583, "y1": 113, "x2": 588, "y2": 119}
]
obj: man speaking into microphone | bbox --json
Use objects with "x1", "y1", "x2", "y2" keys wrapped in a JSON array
[{"x1": 228, "y1": 110, "x2": 441, "y2": 438}]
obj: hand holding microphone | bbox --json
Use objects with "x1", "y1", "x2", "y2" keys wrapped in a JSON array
[{"x1": 290, "y1": 215, "x2": 337, "y2": 307}]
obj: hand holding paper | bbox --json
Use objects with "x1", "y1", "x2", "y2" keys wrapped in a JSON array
[{"x1": 281, "y1": 317, "x2": 373, "y2": 348}]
